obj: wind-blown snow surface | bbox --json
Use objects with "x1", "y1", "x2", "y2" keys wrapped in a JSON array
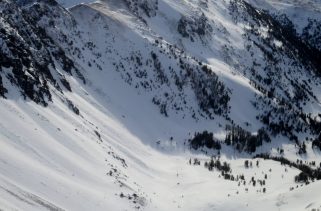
[
  {"x1": 1, "y1": 0, "x2": 321, "y2": 210},
  {"x1": 57, "y1": 0, "x2": 94, "y2": 8}
]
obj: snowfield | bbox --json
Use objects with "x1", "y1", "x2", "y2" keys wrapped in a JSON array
[
  {"x1": 1, "y1": 0, "x2": 321, "y2": 210},
  {"x1": 1, "y1": 75, "x2": 321, "y2": 211}
]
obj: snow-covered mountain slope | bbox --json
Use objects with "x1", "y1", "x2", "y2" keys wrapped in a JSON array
[
  {"x1": 1, "y1": 0, "x2": 321, "y2": 210},
  {"x1": 248, "y1": 0, "x2": 321, "y2": 32},
  {"x1": 57, "y1": 0, "x2": 94, "y2": 8},
  {"x1": 247, "y1": 0, "x2": 321, "y2": 51}
]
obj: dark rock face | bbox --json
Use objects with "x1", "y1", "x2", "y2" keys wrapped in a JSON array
[
  {"x1": 0, "y1": 1, "x2": 52, "y2": 105},
  {"x1": 0, "y1": 0, "x2": 80, "y2": 105},
  {"x1": 177, "y1": 13, "x2": 213, "y2": 42},
  {"x1": 0, "y1": 75, "x2": 8, "y2": 97},
  {"x1": 302, "y1": 19, "x2": 321, "y2": 51},
  {"x1": 123, "y1": 0, "x2": 158, "y2": 17}
]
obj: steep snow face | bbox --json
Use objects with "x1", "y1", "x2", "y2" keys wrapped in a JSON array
[{"x1": 1, "y1": 0, "x2": 321, "y2": 210}]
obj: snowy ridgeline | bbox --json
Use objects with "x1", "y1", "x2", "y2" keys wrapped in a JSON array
[{"x1": 1, "y1": 0, "x2": 321, "y2": 210}]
